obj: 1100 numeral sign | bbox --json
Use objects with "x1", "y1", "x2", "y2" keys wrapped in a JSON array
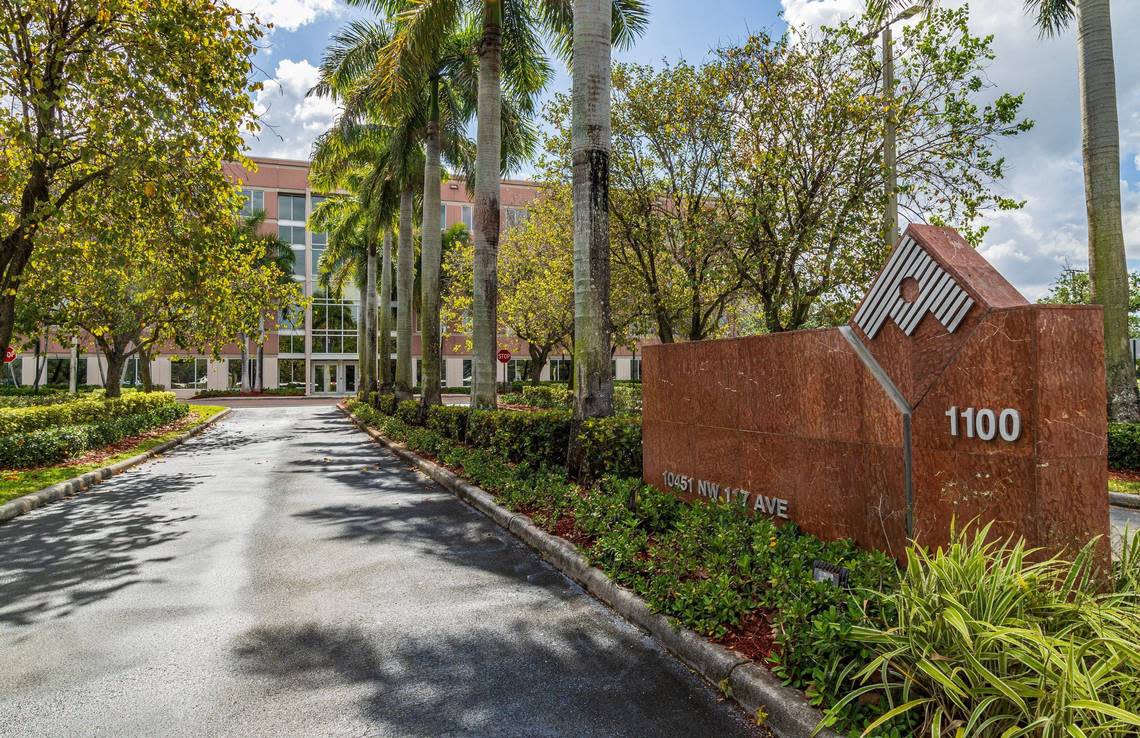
[{"x1": 945, "y1": 406, "x2": 1021, "y2": 442}]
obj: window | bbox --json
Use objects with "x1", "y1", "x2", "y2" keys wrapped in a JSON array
[
  {"x1": 3, "y1": 358, "x2": 21, "y2": 387},
  {"x1": 278, "y1": 225, "x2": 306, "y2": 246},
  {"x1": 278, "y1": 194, "x2": 307, "y2": 222},
  {"x1": 312, "y1": 297, "x2": 358, "y2": 356},
  {"x1": 440, "y1": 203, "x2": 447, "y2": 230},
  {"x1": 462, "y1": 359, "x2": 472, "y2": 386},
  {"x1": 549, "y1": 357, "x2": 572, "y2": 382},
  {"x1": 280, "y1": 334, "x2": 305, "y2": 354},
  {"x1": 278, "y1": 358, "x2": 305, "y2": 389},
  {"x1": 170, "y1": 357, "x2": 207, "y2": 390},
  {"x1": 45, "y1": 358, "x2": 71, "y2": 386},
  {"x1": 506, "y1": 358, "x2": 531, "y2": 383},
  {"x1": 630, "y1": 357, "x2": 642, "y2": 382},
  {"x1": 503, "y1": 206, "x2": 527, "y2": 230},
  {"x1": 227, "y1": 358, "x2": 259, "y2": 389},
  {"x1": 460, "y1": 204, "x2": 473, "y2": 230},
  {"x1": 239, "y1": 188, "x2": 264, "y2": 217},
  {"x1": 279, "y1": 305, "x2": 304, "y2": 332},
  {"x1": 121, "y1": 357, "x2": 142, "y2": 387}
]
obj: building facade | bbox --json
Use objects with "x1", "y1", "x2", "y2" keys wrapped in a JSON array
[{"x1": 5, "y1": 157, "x2": 646, "y2": 396}]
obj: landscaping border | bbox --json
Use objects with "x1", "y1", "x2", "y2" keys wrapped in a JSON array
[
  {"x1": 339, "y1": 402, "x2": 840, "y2": 738},
  {"x1": 0, "y1": 407, "x2": 232, "y2": 524},
  {"x1": 1110, "y1": 491, "x2": 1140, "y2": 510}
]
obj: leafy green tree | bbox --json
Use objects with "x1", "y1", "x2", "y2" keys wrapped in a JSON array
[
  {"x1": 20, "y1": 181, "x2": 300, "y2": 397},
  {"x1": 0, "y1": 0, "x2": 262, "y2": 352},
  {"x1": 712, "y1": 8, "x2": 1030, "y2": 331},
  {"x1": 234, "y1": 212, "x2": 295, "y2": 392}
]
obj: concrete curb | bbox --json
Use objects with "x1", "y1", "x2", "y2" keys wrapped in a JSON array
[
  {"x1": 1110, "y1": 491, "x2": 1140, "y2": 510},
  {"x1": 340, "y1": 403, "x2": 841, "y2": 738},
  {"x1": 0, "y1": 407, "x2": 233, "y2": 524}
]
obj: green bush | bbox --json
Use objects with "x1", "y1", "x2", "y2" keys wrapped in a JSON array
[
  {"x1": 1109, "y1": 422, "x2": 1140, "y2": 470},
  {"x1": 0, "y1": 403, "x2": 189, "y2": 468},
  {"x1": 375, "y1": 394, "x2": 398, "y2": 415},
  {"x1": 394, "y1": 399, "x2": 420, "y2": 426},
  {"x1": 520, "y1": 385, "x2": 573, "y2": 409},
  {"x1": 575, "y1": 415, "x2": 642, "y2": 481},
  {"x1": 426, "y1": 405, "x2": 469, "y2": 442},
  {"x1": 613, "y1": 384, "x2": 642, "y2": 414},
  {"x1": 0, "y1": 391, "x2": 179, "y2": 436},
  {"x1": 823, "y1": 524, "x2": 1140, "y2": 737},
  {"x1": 467, "y1": 408, "x2": 572, "y2": 468}
]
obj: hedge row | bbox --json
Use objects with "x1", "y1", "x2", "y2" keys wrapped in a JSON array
[
  {"x1": 366, "y1": 393, "x2": 642, "y2": 481},
  {"x1": 505, "y1": 384, "x2": 642, "y2": 415},
  {"x1": 0, "y1": 392, "x2": 179, "y2": 436},
  {"x1": 0, "y1": 403, "x2": 189, "y2": 468},
  {"x1": 1109, "y1": 422, "x2": 1140, "y2": 470}
]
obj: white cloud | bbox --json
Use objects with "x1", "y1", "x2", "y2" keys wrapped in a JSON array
[
  {"x1": 246, "y1": 59, "x2": 341, "y2": 160},
  {"x1": 781, "y1": 0, "x2": 1140, "y2": 301},
  {"x1": 228, "y1": 0, "x2": 338, "y2": 32}
]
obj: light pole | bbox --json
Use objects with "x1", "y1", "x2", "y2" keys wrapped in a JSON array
[{"x1": 860, "y1": 4, "x2": 924, "y2": 249}]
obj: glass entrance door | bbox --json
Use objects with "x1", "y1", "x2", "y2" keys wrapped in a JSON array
[
  {"x1": 344, "y1": 363, "x2": 356, "y2": 394},
  {"x1": 313, "y1": 362, "x2": 338, "y2": 394}
]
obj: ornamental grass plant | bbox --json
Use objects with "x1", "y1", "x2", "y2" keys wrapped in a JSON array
[{"x1": 820, "y1": 524, "x2": 1140, "y2": 738}]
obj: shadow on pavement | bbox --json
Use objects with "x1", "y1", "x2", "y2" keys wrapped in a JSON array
[
  {"x1": 231, "y1": 619, "x2": 760, "y2": 737},
  {"x1": 0, "y1": 472, "x2": 203, "y2": 627}
]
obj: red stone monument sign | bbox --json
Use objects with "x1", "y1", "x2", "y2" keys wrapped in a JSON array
[{"x1": 642, "y1": 225, "x2": 1109, "y2": 558}]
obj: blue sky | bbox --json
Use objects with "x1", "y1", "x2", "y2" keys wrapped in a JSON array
[{"x1": 232, "y1": 0, "x2": 1140, "y2": 300}]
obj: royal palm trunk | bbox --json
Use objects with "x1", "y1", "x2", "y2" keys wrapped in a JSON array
[
  {"x1": 471, "y1": 0, "x2": 503, "y2": 409},
  {"x1": 420, "y1": 81, "x2": 444, "y2": 411},
  {"x1": 379, "y1": 229, "x2": 394, "y2": 391},
  {"x1": 1077, "y1": 0, "x2": 1138, "y2": 421},
  {"x1": 396, "y1": 186, "x2": 415, "y2": 400},
  {"x1": 365, "y1": 235, "x2": 378, "y2": 394},
  {"x1": 570, "y1": 0, "x2": 614, "y2": 422}
]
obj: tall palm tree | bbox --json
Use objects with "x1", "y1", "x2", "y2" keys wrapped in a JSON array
[
  {"x1": 370, "y1": 0, "x2": 646, "y2": 408},
  {"x1": 311, "y1": 20, "x2": 424, "y2": 401},
  {"x1": 569, "y1": 0, "x2": 615, "y2": 427},
  {"x1": 870, "y1": 0, "x2": 1137, "y2": 421}
]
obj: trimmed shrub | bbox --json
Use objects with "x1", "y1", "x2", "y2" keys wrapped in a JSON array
[
  {"x1": 0, "y1": 391, "x2": 179, "y2": 436},
  {"x1": 575, "y1": 415, "x2": 642, "y2": 481},
  {"x1": 394, "y1": 399, "x2": 420, "y2": 426},
  {"x1": 376, "y1": 394, "x2": 398, "y2": 415},
  {"x1": 1108, "y1": 422, "x2": 1140, "y2": 470},
  {"x1": 0, "y1": 403, "x2": 189, "y2": 468},
  {"x1": 520, "y1": 385, "x2": 573, "y2": 409},
  {"x1": 426, "y1": 405, "x2": 469, "y2": 442},
  {"x1": 613, "y1": 384, "x2": 642, "y2": 414},
  {"x1": 467, "y1": 408, "x2": 573, "y2": 468}
]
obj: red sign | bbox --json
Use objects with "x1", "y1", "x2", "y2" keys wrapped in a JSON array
[
  {"x1": 497, "y1": 349, "x2": 512, "y2": 364},
  {"x1": 4, "y1": 346, "x2": 15, "y2": 364}
]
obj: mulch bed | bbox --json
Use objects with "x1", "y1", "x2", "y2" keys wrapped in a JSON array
[
  {"x1": 714, "y1": 609, "x2": 777, "y2": 662},
  {"x1": 1110, "y1": 468, "x2": 1140, "y2": 483}
]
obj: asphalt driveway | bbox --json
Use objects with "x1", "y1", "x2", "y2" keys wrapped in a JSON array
[{"x1": 0, "y1": 406, "x2": 759, "y2": 737}]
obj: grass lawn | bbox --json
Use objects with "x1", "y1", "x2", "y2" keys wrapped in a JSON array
[
  {"x1": 0, "y1": 404, "x2": 226, "y2": 506},
  {"x1": 1110, "y1": 475, "x2": 1140, "y2": 495}
]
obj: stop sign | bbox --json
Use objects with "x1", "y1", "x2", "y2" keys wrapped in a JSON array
[
  {"x1": 4, "y1": 346, "x2": 15, "y2": 364},
  {"x1": 497, "y1": 349, "x2": 512, "y2": 364}
]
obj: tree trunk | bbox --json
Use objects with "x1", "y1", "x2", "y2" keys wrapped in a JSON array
[
  {"x1": 420, "y1": 80, "x2": 444, "y2": 415},
  {"x1": 240, "y1": 334, "x2": 250, "y2": 393},
  {"x1": 379, "y1": 228, "x2": 394, "y2": 393},
  {"x1": 365, "y1": 235, "x2": 378, "y2": 395},
  {"x1": 139, "y1": 346, "x2": 154, "y2": 392},
  {"x1": 103, "y1": 344, "x2": 128, "y2": 399},
  {"x1": 527, "y1": 344, "x2": 549, "y2": 383},
  {"x1": 471, "y1": 0, "x2": 503, "y2": 409},
  {"x1": 396, "y1": 185, "x2": 415, "y2": 400},
  {"x1": 1078, "y1": 0, "x2": 1138, "y2": 421},
  {"x1": 570, "y1": 0, "x2": 614, "y2": 423},
  {"x1": 69, "y1": 340, "x2": 79, "y2": 394},
  {"x1": 257, "y1": 317, "x2": 266, "y2": 392}
]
